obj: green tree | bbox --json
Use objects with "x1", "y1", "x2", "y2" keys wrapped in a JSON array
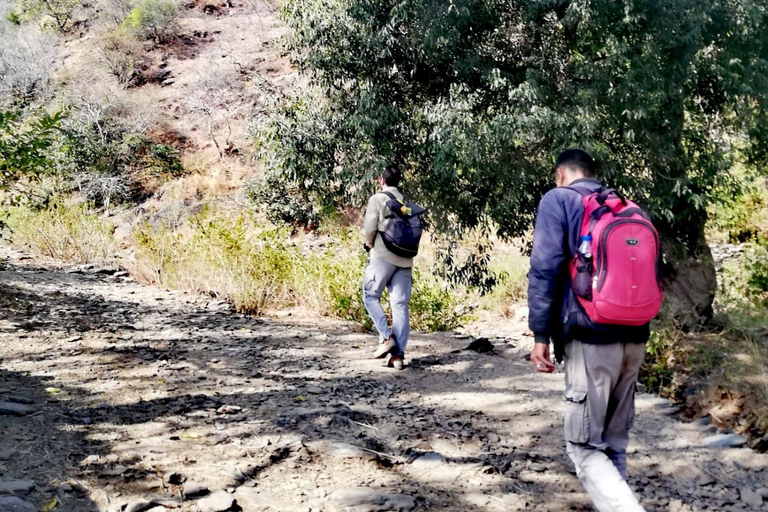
[
  {"x1": 16, "y1": 0, "x2": 82, "y2": 32},
  {"x1": 0, "y1": 110, "x2": 62, "y2": 190},
  {"x1": 121, "y1": 0, "x2": 180, "y2": 43},
  {"x1": 259, "y1": 0, "x2": 768, "y2": 321}
]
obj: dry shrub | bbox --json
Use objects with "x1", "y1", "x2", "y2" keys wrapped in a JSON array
[
  {"x1": 129, "y1": 205, "x2": 469, "y2": 330},
  {"x1": 3, "y1": 202, "x2": 117, "y2": 263}
]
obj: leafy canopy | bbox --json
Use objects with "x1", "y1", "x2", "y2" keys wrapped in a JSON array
[
  {"x1": 0, "y1": 110, "x2": 62, "y2": 190},
  {"x1": 121, "y1": 0, "x2": 179, "y2": 43},
  {"x1": 259, "y1": 0, "x2": 768, "y2": 248}
]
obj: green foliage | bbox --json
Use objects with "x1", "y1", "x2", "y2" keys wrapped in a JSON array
[
  {"x1": 244, "y1": 170, "x2": 320, "y2": 229},
  {"x1": 718, "y1": 239, "x2": 768, "y2": 314},
  {"x1": 16, "y1": 0, "x2": 82, "y2": 32},
  {"x1": 132, "y1": 207, "x2": 470, "y2": 330},
  {"x1": 640, "y1": 326, "x2": 679, "y2": 396},
  {"x1": 262, "y1": 0, "x2": 768, "y2": 253},
  {"x1": 5, "y1": 10, "x2": 22, "y2": 24},
  {"x1": 56, "y1": 99, "x2": 184, "y2": 206},
  {"x1": 745, "y1": 240, "x2": 768, "y2": 300},
  {"x1": 0, "y1": 110, "x2": 62, "y2": 190},
  {"x1": 480, "y1": 248, "x2": 529, "y2": 315},
  {"x1": 707, "y1": 163, "x2": 768, "y2": 243},
  {"x1": 3, "y1": 201, "x2": 117, "y2": 262},
  {"x1": 121, "y1": 0, "x2": 179, "y2": 43},
  {"x1": 409, "y1": 271, "x2": 467, "y2": 331}
]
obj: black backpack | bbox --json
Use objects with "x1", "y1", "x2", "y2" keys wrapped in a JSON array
[{"x1": 378, "y1": 191, "x2": 426, "y2": 258}]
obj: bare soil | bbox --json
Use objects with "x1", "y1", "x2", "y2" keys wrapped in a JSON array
[{"x1": 0, "y1": 245, "x2": 766, "y2": 512}]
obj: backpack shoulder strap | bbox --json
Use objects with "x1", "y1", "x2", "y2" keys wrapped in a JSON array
[{"x1": 381, "y1": 191, "x2": 397, "y2": 201}]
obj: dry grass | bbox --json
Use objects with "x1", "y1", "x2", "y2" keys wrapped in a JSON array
[{"x1": 3, "y1": 201, "x2": 118, "y2": 264}]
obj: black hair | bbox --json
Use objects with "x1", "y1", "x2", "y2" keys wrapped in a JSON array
[
  {"x1": 382, "y1": 164, "x2": 402, "y2": 187},
  {"x1": 555, "y1": 149, "x2": 596, "y2": 177}
]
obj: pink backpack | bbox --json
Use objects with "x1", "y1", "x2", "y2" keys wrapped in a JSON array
[{"x1": 568, "y1": 187, "x2": 663, "y2": 326}]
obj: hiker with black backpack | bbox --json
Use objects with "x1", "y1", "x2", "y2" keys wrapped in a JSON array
[
  {"x1": 528, "y1": 150, "x2": 663, "y2": 512},
  {"x1": 363, "y1": 164, "x2": 425, "y2": 370}
]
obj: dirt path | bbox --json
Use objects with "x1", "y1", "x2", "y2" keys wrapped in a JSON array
[{"x1": 0, "y1": 247, "x2": 766, "y2": 512}]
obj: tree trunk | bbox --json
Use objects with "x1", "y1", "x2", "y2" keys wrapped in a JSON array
[{"x1": 659, "y1": 221, "x2": 717, "y2": 329}]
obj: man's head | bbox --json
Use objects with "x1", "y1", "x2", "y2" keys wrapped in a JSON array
[
  {"x1": 381, "y1": 164, "x2": 402, "y2": 188},
  {"x1": 554, "y1": 149, "x2": 595, "y2": 187}
]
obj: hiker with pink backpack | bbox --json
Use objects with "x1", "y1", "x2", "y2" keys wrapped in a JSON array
[{"x1": 528, "y1": 149, "x2": 662, "y2": 512}]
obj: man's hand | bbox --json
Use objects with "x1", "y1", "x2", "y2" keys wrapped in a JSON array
[{"x1": 531, "y1": 342, "x2": 556, "y2": 373}]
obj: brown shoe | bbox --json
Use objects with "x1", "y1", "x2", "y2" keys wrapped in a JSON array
[{"x1": 373, "y1": 337, "x2": 397, "y2": 359}]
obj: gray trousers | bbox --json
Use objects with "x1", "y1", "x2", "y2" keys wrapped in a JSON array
[
  {"x1": 564, "y1": 339, "x2": 647, "y2": 512},
  {"x1": 362, "y1": 258, "x2": 412, "y2": 355}
]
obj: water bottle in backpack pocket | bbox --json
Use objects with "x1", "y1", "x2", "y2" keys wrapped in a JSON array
[{"x1": 573, "y1": 234, "x2": 593, "y2": 300}]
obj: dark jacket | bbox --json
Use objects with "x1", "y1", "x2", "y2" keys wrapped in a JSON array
[{"x1": 527, "y1": 178, "x2": 649, "y2": 356}]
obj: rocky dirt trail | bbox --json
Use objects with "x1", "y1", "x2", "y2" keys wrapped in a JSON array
[{"x1": 0, "y1": 247, "x2": 766, "y2": 512}]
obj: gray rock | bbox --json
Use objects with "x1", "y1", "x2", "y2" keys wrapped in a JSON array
[
  {"x1": 8, "y1": 397, "x2": 33, "y2": 405},
  {"x1": 315, "y1": 442, "x2": 376, "y2": 461},
  {"x1": 81, "y1": 454, "x2": 100, "y2": 466},
  {"x1": 703, "y1": 433, "x2": 748, "y2": 448},
  {"x1": 757, "y1": 488, "x2": 768, "y2": 499},
  {"x1": 306, "y1": 386, "x2": 323, "y2": 394},
  {"x1": 164, "y1": 472, "x2": 186, "y2": 485},
  {"x1": 196, "y1": 490, "x2": 238, "y2": 512},
  {"x1": 497, "y1": 493, "x2": 527, "y2": 510},
  {"x1": 692, "y1": 416, "x2": 711, "y2": 427},
  {"x1": 464, "y1": 493, "x2": 490, "y2": 507},
  {"x1": 668, "y1": 499, "x2": 684, "y2": 512},
  {"x1": 125, "y1": 501, "x2": 155, "y2": 512},
  {"x1": 0, "y1": 479, "x2": 35, "y2": 495},
  {"x1": 0, "y1": 449, "x2": 16, "y2": 461},
  {"x1": 418, "y1": 355, "x2": 442, "y2": 365},
  {"x1": 410, "y1": 451, "x2": 446, "y2": 468},
  {"x1": 183, "y1": 481, "x2": 210, "y2": 497},
  {"x1": 330, "y1": 488, "x2": 416, "y2": 512},
  {"x1": 0, "y1": 497, "x2": 36, "y2": 511},
  {"x1": 486, "y1": 432, "x2": 500, "y2": 444},
  {"x1": 0, "y1": 402, "x2": 34, "y2": 416},
  {"x1": 741, "y1": 488, "x2": 763, "y2": 509}
]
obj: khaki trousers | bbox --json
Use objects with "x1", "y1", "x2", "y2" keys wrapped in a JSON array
[{"x1": 564, "y1": 339, "x2": 647, "y2": 512}]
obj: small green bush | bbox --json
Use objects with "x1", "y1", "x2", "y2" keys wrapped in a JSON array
[
  {"x1": 745, "y1": 239, "x2": 768, "y2": 298},
  {"x1": 707, "y1": 165, "x2": 768, "y2": 243},
  {"x1": 244, "y1": 171, "x2": 320, "y2": 229},
  {"x1": 121, "y1": 0, "x2": 179, "y2": 43},
  {"x1": 5, "y1": 10, "x2": 22, "y2": 24},
  {"x1": 15, "y1": 0, "x2": 81, "y2": 32},
  {"x1": 640, "y1": 326, "x2": 679, "y2": 395}
]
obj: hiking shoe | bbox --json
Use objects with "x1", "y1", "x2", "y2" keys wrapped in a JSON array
[
  {"x1": 390, "y1": 354, "x2": 405, "y2": 371},
  {"x1": 373, "y1": 337, "x2": 397, "y2": 359}
]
